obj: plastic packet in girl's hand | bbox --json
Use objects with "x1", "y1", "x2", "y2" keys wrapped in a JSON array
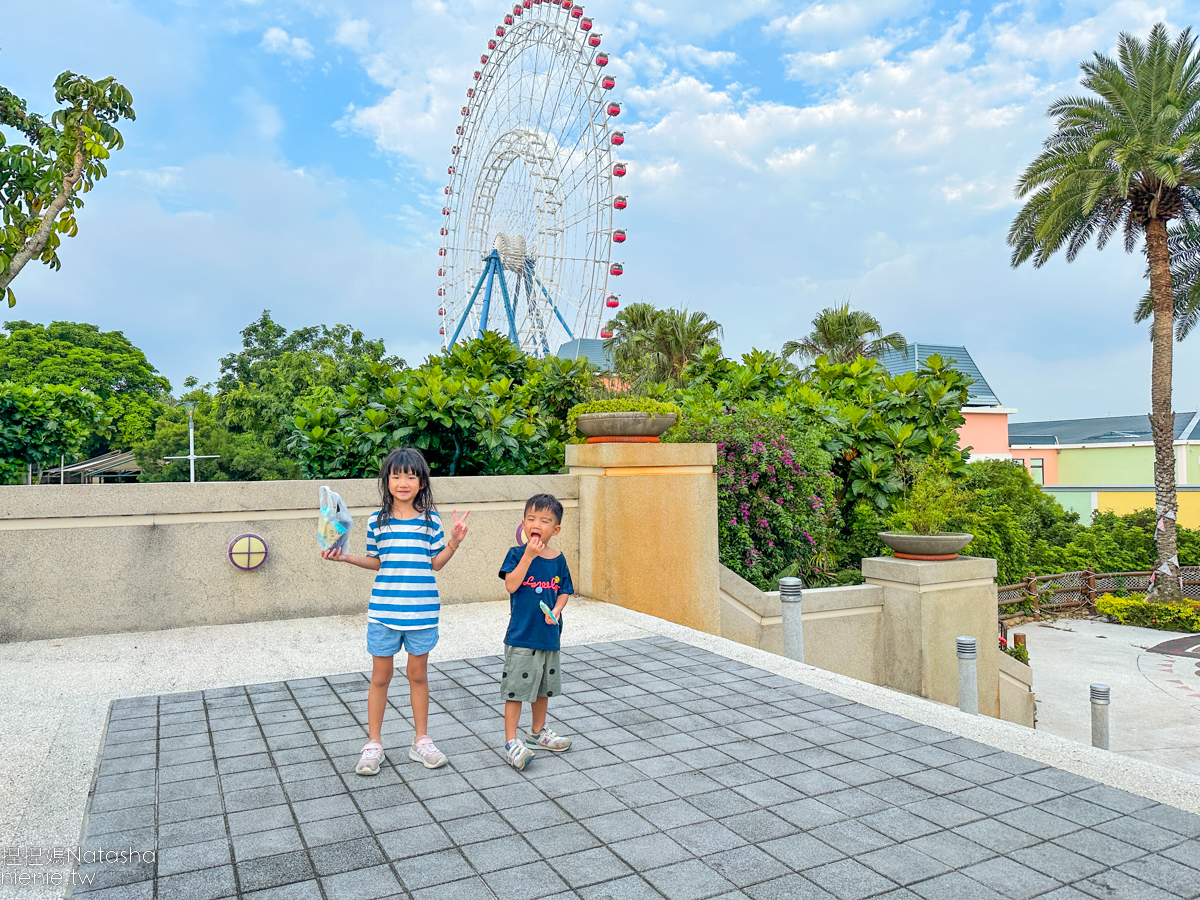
[{"x1": 317, "y1": 486, "x2": 354, "y2": 552}]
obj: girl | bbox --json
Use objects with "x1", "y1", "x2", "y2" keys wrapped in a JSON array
[{"x1": 321, "y1": 448, "x2": 469, "y2": 775}]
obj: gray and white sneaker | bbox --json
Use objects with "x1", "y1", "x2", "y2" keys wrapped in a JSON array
[
  {"x1": 525, "y1": 726, "x2": 571, "y2": 752},
  {"x1": 409, "y1": 736, "x2": 449, "y2": 769},
  {"x1": 505, "y1": 738, "x2": 535, "y2": 770},
  {"x1": 356, "y1": 740, "x2": 384, "y2": 776}
]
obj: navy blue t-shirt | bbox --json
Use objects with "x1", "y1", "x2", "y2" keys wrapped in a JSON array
[{"x1": 499, "y1": 545, "x2": 575, "y2": 651}]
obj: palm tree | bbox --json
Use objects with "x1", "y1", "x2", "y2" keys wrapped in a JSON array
[
  {"x1": 601, "y1": 303, "x2": 722, "y2": 383},
  {"x1": 602, "y1": 302, "x2": 661, "y2": 374},
  {"x1": 647, "y1": 308, "x2": 723, "y2": 381},
  {"x1": 783, "y1": 302, "x2": 906, "y2": 365},
  {"x1": 1007, "y1": 23, "x2": 1200, "y2": 600}
]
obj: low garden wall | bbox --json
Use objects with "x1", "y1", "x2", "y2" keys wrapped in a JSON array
[{"x1": 0, "y1": 476, "x2": 579, "y2": 642}]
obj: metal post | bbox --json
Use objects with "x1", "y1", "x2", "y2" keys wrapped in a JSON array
[
  {"x1": 956, "y1": 636, "x2": 978, "y2": 714},
  {"x1": 478, "y1": 253, "x2": 497, "y2": 337},
  {"x1": 61, "y1": 455, "x2": 65, "y2": 485},
  {"x1": 187, "y1": 408, "x2": 196, "y2": 483},
  {"x1": 779, "y1": 577, "x2": 804, "y2": 664},
  {"x1": 1090, "y1": 683, "x2": 1110, "y2": 749}
]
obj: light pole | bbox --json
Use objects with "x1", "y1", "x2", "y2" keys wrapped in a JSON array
[{"x1": 164, "y1": 400, "x2": 219, "y2": 482}]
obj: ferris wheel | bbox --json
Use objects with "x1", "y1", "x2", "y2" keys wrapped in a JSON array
[{"x1": 437, "y1": 0, "x2": 628, "y2": 356}]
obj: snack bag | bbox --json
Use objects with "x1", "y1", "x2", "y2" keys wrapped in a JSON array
[{"x1": 317, "y1": 486, "x2": 354, "y2": 552}]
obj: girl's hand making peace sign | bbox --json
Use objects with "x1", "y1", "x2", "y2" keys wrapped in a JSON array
[{"x1": 449, "y1": 509, "x2": 471, "y2": 548}]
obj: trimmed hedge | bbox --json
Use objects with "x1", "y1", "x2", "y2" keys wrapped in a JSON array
[
  {"x1": 1095, "y1": 593, "x2": 1200, "y2": 632},
  {"x1": 567, "y1": 398, "x2": 682, "y2": 439}
]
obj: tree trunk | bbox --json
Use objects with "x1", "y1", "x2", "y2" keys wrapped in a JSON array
[
  {"x1": 0, "y1": 142, "x2": 85, "y2": 298},
  {"x1": 1145, "y1": 217, "x2": 1181, "y2": 601}
]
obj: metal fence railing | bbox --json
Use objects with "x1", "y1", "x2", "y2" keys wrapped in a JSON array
[{"x1": 997, "y1": 567, "x2": 1200, "y2": 619}]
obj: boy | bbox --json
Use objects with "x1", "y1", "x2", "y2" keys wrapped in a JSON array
[{"x1": 498, "y1": 493, "x2": 574, "y2": 770}]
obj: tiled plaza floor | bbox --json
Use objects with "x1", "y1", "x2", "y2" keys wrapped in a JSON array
[{"x1": 76, "y1": 637, "x2": 1200, "y2": 900}]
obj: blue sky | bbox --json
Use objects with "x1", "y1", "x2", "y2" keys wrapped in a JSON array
[{"x1": 4, "y1": 0, "x2": 1200, "y2": 421}]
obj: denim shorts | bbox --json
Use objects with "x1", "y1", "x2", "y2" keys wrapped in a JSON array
[{"x1": 367, "y1": 622, "x2": 439, "y2": 658}]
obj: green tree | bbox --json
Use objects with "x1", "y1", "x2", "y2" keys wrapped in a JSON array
[
  {"x1": 134, "y1": 390, "x2": 301, "y2": 483},
  {"x1": 1007, "y1": 23, "x2": 1200, "y2": 600},
  {"x1": 782, "y1": 302, "x2": 906, "y2": 367},
  {"x1": 602, "y1": 302, "x2": 661, "y2": 376},
  {"x1": 0, "y1": 320, "x2": 169, "y2": 451},
  {"x1": 215, "y1": 310, "x2": 401, "y2": 456},
  {"x1": 0, "y1": 381, "x2": 111, "y2": 483},
  {"x1": 0, "y1": 73, "x2": 135, "y2": 306}
]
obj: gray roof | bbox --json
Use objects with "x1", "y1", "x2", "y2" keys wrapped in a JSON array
[
  {"x1": 1009, "y1": 411, "x2": 1200, "y2": 445},
  {"x1": 557, "y1": 338, "x2": 612, "y2": 370},
  {"x1": 876, "y1": 342, "x2": 1001, "y2": 406}
]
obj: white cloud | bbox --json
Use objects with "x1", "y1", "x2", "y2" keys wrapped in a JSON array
[
  {"x1": 261, "y1": 26, "x2": 314, "y2": 60},
  {"x1": 766, "y1": 144, "x2": 816, "y2": 169},
  {"x1": 333, "y1": 18, "x2": 371, "y2": 52}
]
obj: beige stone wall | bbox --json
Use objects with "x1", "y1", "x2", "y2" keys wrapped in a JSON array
[
  {"x1": 568, "y1": 443, "x2": 719, "y2": 635},
  {"x1": 0, "y1": 475, "x2": 578, "y2": 642},
  {"x1": 719, "y1": 557, "x2": 1036, "y2": 727}
]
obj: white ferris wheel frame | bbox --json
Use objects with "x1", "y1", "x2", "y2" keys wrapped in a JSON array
[{"x1": 438, "y1": 0, "x2": 624, "y2": 356}]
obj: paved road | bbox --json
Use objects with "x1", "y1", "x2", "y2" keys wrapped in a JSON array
[
  {"x1": 1024, "y1": 619, "x2": 1200, "y2": 776},
  {"x1": 70, "y1": 637, "x2": 1200, "y2": 900}
]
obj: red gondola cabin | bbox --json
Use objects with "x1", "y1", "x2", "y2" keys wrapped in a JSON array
[
  {"x1": 613, "y1": 195, "x2": 627, "y2": 209},
  {"x1": 579, "y1": 16, "x2": 592, "y2": 29},
  {"x1": 601, "y1": 329, "x2": 613, "y2": 338},
  {"x1": 595, "y1": 52, "x2": 608, "y2": 66},
  {"x1": 610, "y1": 263, "x2": 623, "y2": 275},
  {"x1": 610, "y1": 131, "x2": 624, "y2": 145},
  {"x1": 601, "y1": 74, "x2": 615, "y2": 89},
  {"x1": 613, "y1": 162, "x2": 627, "y2": 176},
  {"x1": 608, "y1": 102, "x2": 621, "y2": 116},
  {"x1": 588, "y1": 33, "x2": 602, "y2": 47},
  {"x1": 612, "y1": 229, "x2": 626, "y2": 243},
  {"x1": 606, "y1": 295, "x2": 619, "y2": 308}
]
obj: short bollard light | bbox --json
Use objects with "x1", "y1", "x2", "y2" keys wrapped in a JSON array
[
  {"x1": 779, "y1": 577, "x2": 804, "y2": 664},
  {"x1": 956, "y1": 636, "x2": 979, "y2": 715},
  {"x1": 1090, "y1": 683, "x2": 1110, "y2": 750}
]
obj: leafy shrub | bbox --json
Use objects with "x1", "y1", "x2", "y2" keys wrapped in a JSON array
[
  {"x1": 887, "y1": 458, "x2": 968, "y2": 535},
  {"x1": 1002, "y1": 642, "x2": 1030, "y2": 664},
  {"x1": 566, "y1": 397, "x2": 682, "y2": 440},
  {"x1": 1095, "y1": 594, "x2": 1200, "y2": 632},
  {"x1": 288, "y1": 332, "x2": 592, "y2": 478},
  {"x1": 673, "y1": 404, "x2": 839, "y2": 590},
  {"x1": 0, "y1": 381, "x2": 112, "y2": 481}
]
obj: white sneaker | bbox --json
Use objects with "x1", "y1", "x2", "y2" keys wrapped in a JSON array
[
  {"x1": 356, "y1": 740, "x2": 384, "y2": 776},
  {"x1": 526, "y1": 726, "x2": 572, "y2": 752},
  {"x1": 409, "y1": 736, "x2": 449, "y2": 769},
  {"x1": 505, "y1": 738, "x2": 535, "y2": 771}
]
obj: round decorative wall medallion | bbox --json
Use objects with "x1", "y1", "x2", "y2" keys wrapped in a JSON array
[
  {"x1": 516, "y1": 520, "x2": 528, "y2": 546},
  {"x1": 229, "y1": 533, "x2": 268, "y2": 570}
]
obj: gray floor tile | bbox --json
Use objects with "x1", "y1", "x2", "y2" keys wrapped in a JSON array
[
  {"x1": 579, "y1": 874, "x2": 668, "y2": 899},
  {"x1": 551, "y1": 846, "x2": 635, "y2": 888},
  {"x1": 413, "y1": 875, "x2": 498, "y2": 900},
  {"x1": 1010, "y1": 842, "x2": 1107, "y2": 882},
  {"x1": 243, "y1": 879, "x2": 324, "y2": 899},
  {"x1": 720, "y1": 809, "x2": 797, "y2": 843},
  {"x1": 235, "y1": 850, "x2": 314, "y2": 893},
  {"x1": 377, "y1": 823, "x2": 454, "y2": 860},
  {"x1": 703, "y1": 845, "x2": 791, "y2": 887},
  {"x1": 395, "y1": 847, "x2": 476, "y2": 889},
  {"x1": 1074, "y1": 868, "x2": 1182, "y2": 900},
  {"x1": 460, "y1": 833, "x2": 540, "y2": 874},
  {"x1": 319, "y1": 863, "x2": 404, "y2": 900},
  {"x1": 307, "y1": 837, "x2": 387, "y2": 876},
  {"x1": 231, "y1": 827, "x2": 304, "y2": 862},
  {"x1": 803, "y1": 858, "x2": 898, "y2": 900},
  {"x1": 157, "y1": 839, "x2": 232, "y2": 877},
  {"x1": 744, "y1": 873, "x2": 835, "y2": 899},
  {"x1": 1117, "y1": 853, "x2": 1200, "y2": 896},
  {"x1": 155, "y1": 863, "x2": 237, "y2": 900},
  {"x1": 910, "y1": 871, "x2": 1008, "y2": 900},
  {"x1": 959, "y1": 856, "x2": 1061, "y2": 900},
  {"x1": 905, "y1": 830, "x2": 995, "y2": 868},
  {"x1": 485, "y1": 860, "x2": 572, "y2": 900},
  {"x1": 643, "y1": 858, "x2": 737, "y2": 900},
  {"x1": 583, "y1": 810, "x2": 659, "y2": 843},
  {"x1": 610, "y1": 831, "x2": 694, "y2": 869},
  {"x1": 858, "y1": 843, "x2": 952, "y2": 885},
  {"x1": 668, "y1": 820, "x2": 750, "y2": 856}
]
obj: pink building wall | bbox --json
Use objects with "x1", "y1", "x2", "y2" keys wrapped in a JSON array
[
  {"x1": 959, "y1": 410, "x2": 1013, "y2": 458},
  {"x1": 1009, "y1": 449, "x2": 1059, "y2": 485}
]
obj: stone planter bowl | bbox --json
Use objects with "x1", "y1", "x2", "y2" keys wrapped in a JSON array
[
  {"x1": 878, "y1": 532, "x2": 974, "y2": 561},
  {"x1": 575, "y1": 411, "x2": 678, "y2": 439}
]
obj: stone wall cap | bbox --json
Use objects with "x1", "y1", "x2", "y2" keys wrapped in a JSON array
[
  {"x1": 861, "y1": 554, "x2": 998, "y2": 585},
  {"x1": 566, "y1": 442, "x2": 716, "y2": 469},
  {"x1": 0, "y1": 473, "x2": 580, "y2": 520}
]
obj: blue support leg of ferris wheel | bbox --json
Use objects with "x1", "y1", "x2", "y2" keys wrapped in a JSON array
[
  {"x1": 495, "y1": 264, "x2": 519, "y2": 344},
  {"x1": 534, "y1": 276, "x2": 575, "y2": 341},
  {"x1": 450, "y1": 261, "x2": 492, "y2": 347},
  {"x1": 478, "y1": 253, "x2": 499, "y2": 338}
]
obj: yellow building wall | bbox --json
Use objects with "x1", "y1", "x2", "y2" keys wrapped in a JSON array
[{"x1": 1096, "y1": 490, "x2": 1200, "y2": 529}]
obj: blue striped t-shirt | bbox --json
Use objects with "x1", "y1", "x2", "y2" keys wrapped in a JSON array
[{"x1": 365, "y1": 510, "x2": 446, "y2": 631}]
